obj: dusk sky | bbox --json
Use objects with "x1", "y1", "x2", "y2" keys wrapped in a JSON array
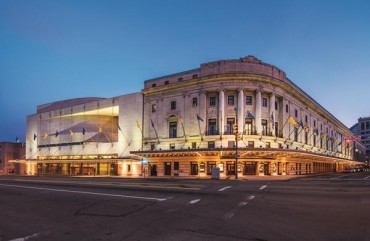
[{"x1": 1, "y1": 0, "x2": 370, "y2": 142}]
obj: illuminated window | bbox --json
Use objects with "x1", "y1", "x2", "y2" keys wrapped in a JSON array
[
  {"x1": 170, "y1": 143, "x2": 175, "y2": 149},
  {"x1": 192, "y1": 142, "x2": 196, "y2": 149}
]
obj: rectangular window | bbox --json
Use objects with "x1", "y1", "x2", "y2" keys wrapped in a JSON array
[
  {"x1": 262, "y1": 98, "x2": 267, "y2": 107},
  {"x1": 174, "y1": 162, "x2": 179, "y2": 170},
  {"x1": 294, "y1": 128, "x2": 298, "y2": 142},
  {"x1": 192, "y1": 97, "x2": 198, "y2": 107},
  {"x1": 228, "y1": 95, "x2": 234, "y2": 105},
  {"x1": 178, "y1": 77, "x2": 183, "y2": 81},
  {"x1": 286, "y1": 104, "x2": 289, "y2": 113},
  {"x1": 248, "y1": 141, "x2": 254, "y2": 148},
  {"x1": 262, "y1": 119, "x2": 268, "y2": 135},
  {"x1": 169, "y1": 122, "x2": 177, "y2": 138},
  {"x1": 228, "y1": 141, "x2": 235, "y2": 148},
  {"x1": 367, "y1": 122, "x2": 370, "y2": 129},
  {"x1": 152, "y1": 83, "x2": 156, "y2": 87},
  {"x1": 295, "y1": 109, "x2": 298, "y2": 118},
  {"x1": 245, "y1": 118, "x2": 253, "y2": 135},
  {"x1": 246, "y1": 96, "x2": 252, "y2": 105},
  {"x1": 226, "y1": 118, "x2": 235, "y2": 135},
  {"x1": 192, "y1": 142, "x2": 196, "y2": 149},
  {"x1": 314, "y1": 120, "x2": 316, "y2": 127},
  {"x1": 305, "y1": 132, "x2": 308, "y2": 144},
  {"x1": 208, "y1": 119, "x2": 217, "y2": 135},
  {"x1": 210, "y1": 97, "x2": 216, "y2": 106},
  {"x1": 171, "y1": 101, "x2": 176, "y2": 110},
  {"x1": 208, "y1": 141, "x2": 215, "y2": 148},
  {"x1": 305, "y1": 115, "x2": 308, "y2": 123},
  {"x1": 362, "y1": 122, "x2": 366, "y2": 130},
  {"x1": 165, "y1": 80, "x2": 169, "y2": 85},
  {"x1": 275, "y1": 101, "x2": 278, "y2": 110},
  {"x1": 151, "y1": 144, "x2": 155, "y2": 150},
  {"x1": 170, "y1": 143, "x2": 175, "y2": 149},
  {"x1": 192, "y1": 74, "x2": 198, "y2": 79},
  {"x1": 152, "y1": 104, "x2": 157, "y2": 113},
  {"x1": 266, "y1": 142, "x2": 271, "y2": 148},
  {"x1": 313, "y1": 135, "x2": 316, "y2": 146}
]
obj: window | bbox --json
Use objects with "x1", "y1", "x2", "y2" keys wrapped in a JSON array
[
  {"x1": 314, "y1": 120, "x2": 316, "y2": 127},
  {"x1": 178, "y1": 77, "x2": 183, "y2": 81},
  {"x1": 192, "y1": 74, "x2": 198, "y2": 79},
  {"x1": 192, "y1": 142, "x2": 196, "y2": 149},
  {"x1": 262, "y1": 119, "x2": 268, "y2": 135},
  {"x1": 295, "y1": 109, "x2": 298, "y2": 118},
  {"x1": 245, "y1": 118, "x2": 253, "y2": 135},
  {"x1": 228, "y1": 95, "x2": 234, "y2": 105},
  {"x1": 208, "y1": 141, "x2": 215, "y2": 148},
  {"x1": 262, "y1": 98, "x2": 267, "y2": 107},
  {"x1": 151, "y1": 144, "x2": 155, "y2": 150},
  {"x1": 169, "y1": 122, "x2": 177, "y2": 138},
  {"x1": 192, "y1": 97, "x2": 198, "y2": 107},
  {"x1": 174, "y1": 162, "x2": 179, "y2": 170},
  {"x1": 275, "y1": 101, "x2": 278, "y2": 110},
  {"x1": 294, "y1": 128, "x2": 298, "y2": 142},
  {"x1": 246, "y1": 96, "x2": 252, "y2": 105},
  {"x1": 152, "y1": 104, "x2": 156, "y2": 113},
  {"x1": 128, "y1": 164, "x2": 131, "y2": 172},
  {"x1": 170, "y1": 143, "x2": 175, "y2": 149},
  {"x1": 305, "y1": 115, "x2": 308, "y2": 123},
  {"x1": 228, "y1": 141, "x2": 235, "y2": 148},
  {"x1": 286, "y1": 104, "x2": 289, "y2": 113},
  {"x1": 305, "y1": 132, "x2": 308, "y2": 144},
  {"x1": 210, "y1": 97, "x2": 216, "y2": 106},
  {"x1": 171, "y1": 101, "x2": 176, "y2": 110},
  {"x1": 266, "y1": 142, "x2": 271, "y2": 148},
  {"x1": 248, "y1": 141, "x2": 254, "y2": 148},
  {"x1": 226, "y1": 118, "x2": 235, "y2": 135},
  {"x1": 165, "y1": 80, "x2": 169, "y2": 85},
  {"x1": 208, "y1": 119, "x2": 217, "y2": 135},
  {"x1": 152, "y1": 83, "x2": 156, "y2": 87},
  {"x1": 313, "y1": 135, "x2": 316, "y2": 146}
]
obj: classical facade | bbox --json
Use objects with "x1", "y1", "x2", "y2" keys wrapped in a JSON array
[
  {"x1": 133, "y1": 56, "x2": 363, "y2": 178},
  {"x1": 23, "y1": 55, "x2": 363, "y2": 178}
]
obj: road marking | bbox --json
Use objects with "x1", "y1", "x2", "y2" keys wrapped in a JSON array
[
  {"x1": 223, "y1": 212, "x2": 235, "y2": 219},
  {"x1": 247, "y1": 195, "x2": 255, "y2": 200},
  {"x1": 9, "y1": 231, "x2": 49, "y2": 241},
  {"x1": 189, "y1": 199, "x2": 201, "y2": 204},
  {"x1": 259, "y1": 185, "x2": 267, "y2": 190},
  {"x1": 218, "y1": 186, "x2": 232, "y2": 192},
  {"x1": 364, "y1": 175, "x2": 370, "y2": 180},
  {"x1": 238, "y1": 201, "x2": 248, "y2": 206},
  {"x1": 0, "y1": 184, "x2": 168, "y2": 202},
  {"x1": 330, "y1": 173, "x2": 357, "y2": 180}
]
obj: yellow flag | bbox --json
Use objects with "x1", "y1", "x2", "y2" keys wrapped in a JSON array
[
  {"x1": 44, "y1": 132, "x2": 48, "y2": 139},
  {"x1": 69, "y1": 129, "x2": 74, "y2": 136},
  {"x1": 136, "y1": 121, "x2": 141, "y2": 129},
  {"x1": 288, "y1": 116, "x2": 298, "y2": 126},
  {"x1": 98, "y1": 126, "x2": 103, "y2": 133}
]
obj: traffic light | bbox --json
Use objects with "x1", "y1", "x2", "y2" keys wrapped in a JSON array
[
  {"x1": 232, "y1": 124, "x2": 238, "y2": 134},
  {"x1": 235, "y1": 133, "x2": 241, "y2": 141}
]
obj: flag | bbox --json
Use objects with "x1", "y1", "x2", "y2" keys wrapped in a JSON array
[
  {"x1": 196, "y1": 114, "x2": 203, "y2": 122},
  {"x1": 16, "y1": 137, "x2": 19, "y2": 143},
  {"x1": 69, "y1": 129, "x2": 74, "y2": 137},
  {"x1": 288, "y1": 116, "x2": 298, "y2": 126},
  {"x1": 33, "y1": 134, "x2": 37, "y2": 140},
  {"x1": 247, "y1": 111, "x2": 255, "y2": 119},
  {"x1": 151, "y1": 119, "x2": 155, "y2": 128},
  {"x1": 82, "y1": 128, "x2": 86, "y2": 135},
  {"x1": 320, "y1": 132, "x2": 327, "y2": 139},
  {"x1": 136, "y1": 121, "x2": 141, "y2": 129},
  {"x1": 270, "y1": 113, "x2": 275, "y2": 129},
  {"x1": 98, "y1": 126, "x2": 103, "y2": 133},
  {"x1": 303, "y1": 123, "x2": 310, "y2": 133},
  {"x1": 44, "y1": 132, "x2": 48, "y2": 139},
  {"x1": 298, "y1": 120, "x2": 304, "y2": 128},
  {"x1": 55, "y1": 130, "x2": 59, "y2": 138}
]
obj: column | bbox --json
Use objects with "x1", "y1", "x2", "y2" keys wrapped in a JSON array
[
  {"x1": 218, "y1": 90, "x2": 225, "y2": 135},
  {"x1": 237, "y1": 89, "x2": 244, "y2": 133},
  {"x1": 269, "y1": 94, "x2": 276, "y2": 136},
  {"x1": 281, "y1": 97, "x2": 287, "y2": 139},
  {"x1": 255, "y1": 90, "x2": 262, "y2": 135},
  {"x1": 199, "y1": 91, "x2": 207, "y2": 137}
]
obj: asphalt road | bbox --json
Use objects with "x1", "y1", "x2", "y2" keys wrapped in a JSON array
[{"x1": 0, "y1": 173, "x2": 369, "y2": 241}]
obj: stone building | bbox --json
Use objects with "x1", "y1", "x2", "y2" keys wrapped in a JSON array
[{"x1": 0, "y1": 142, "x2": 25, "y2": 175}]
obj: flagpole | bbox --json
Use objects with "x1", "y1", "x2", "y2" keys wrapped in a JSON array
[
  {"x1": 179, "y1": 117, "x2": 187, "y2": 142},
  {"x1": 279, "y1": 116, "x2": 290, "y2": 137},
  {"x1": 151, "y1": 120, "x2": 160, "y2": 144}
]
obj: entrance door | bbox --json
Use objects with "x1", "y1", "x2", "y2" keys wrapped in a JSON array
[
  {"x1": 227, "y1": 163, "x2": 236, "y2": 175},
  {"x1": 244, "y1": 162, "x2": 256, "y2": 175},
  {"x1": 164, "y1": 162, "x2": 171, "y2": 176},
  {"x1": 150, "y1": 164, "x2": 157, "y2": 176},
  {"x1": 191, "y1": 163, "x2": 198, "y2": 175},
  {"x1": 264, "y1": 163, "x2": 270, "y2": 175},
  {"x1": 206, "y1": 162, "x2": 216, "y2": 175}
]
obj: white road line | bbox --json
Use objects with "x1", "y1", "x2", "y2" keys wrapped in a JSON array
[
  {"x1": 218, "y1": 186, "x2": 232, "y2": 192},
  {"x1": 247, "y1": 195, "x2": 255, "y2": 200},
  {"x1": 189, "y1": 199, "x2": 201, "y2": 204},
  {"x1": 364, "y1": 175, "x2": 370, "y2": 180},
  {"x1": 259, "y1": 185, "x2": 267, "y2": 190},
  {"x1": 9, "y1": 231, "x2": 48, "y2": 241},
  {"x1": 238, "y1": 201, "x2": 248, "y2": 206},
  {"x1": 330, "y1": 173, "x2": 357, "y2": 180},
  {"x1": 223, "y1": 212, "x2": 235, "y2": 219},
  {"x1": 0, "y1": 184, "x2": 168, "y2": 202}
]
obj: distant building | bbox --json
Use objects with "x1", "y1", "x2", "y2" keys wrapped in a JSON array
[
  {"x1": 351, "y1": 117, "x2": 370, "y2": 162},
  {"x1": 0, "y1": 142, "x2": 25, "y2": 175}
]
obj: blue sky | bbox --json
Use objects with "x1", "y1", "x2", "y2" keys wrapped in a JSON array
[{"x1": 1, "y1": 0, "x2": 370, "y2": 142}]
